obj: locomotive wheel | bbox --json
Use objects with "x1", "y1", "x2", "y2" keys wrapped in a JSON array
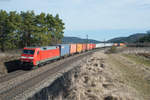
[{"x1": 32, "y1": 65, "x2": 38, "y2": 70}]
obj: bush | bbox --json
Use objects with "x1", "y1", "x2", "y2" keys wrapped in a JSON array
[{"x1": 106, "y1": 46, "x2": 117, "y2": 54}]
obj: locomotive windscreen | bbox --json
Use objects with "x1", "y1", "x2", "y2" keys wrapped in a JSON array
[{"x1": 23, "y1": 50, "x2": 35, "y2": 55}]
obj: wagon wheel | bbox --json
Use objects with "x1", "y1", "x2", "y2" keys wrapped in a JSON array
[{"x1": 32, "y1": 65, "x2": 38, "y2": 70}]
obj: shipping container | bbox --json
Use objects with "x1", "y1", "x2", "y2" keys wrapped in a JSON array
[
  {"x1": 85, "y1": 44, "x2": 88, "y2": 51},
  {"x1": 87, "y1": 44, "x2": 90, "y2": 50},
  {"x1": 57, "y1": 44, "x2": 70, "y2": 57},
  {"x1": 77, "y1": 44, "x2": 83, "y2": 53},
  {"x1": 119, "y1": 43, "x2": 125, "y2": 46},
  {"x1": 82, "y1": 44, "x2": 86, "y2": 51},
  {"x1": 113, "y1": 43, "x2": 118, "y2": 46},
  {"x1": 94, "y1": 44, "x2": 96, "y2": 49},
  {"x1": 96, "y1": 43, "x2": 105, "y2": 48},
  {"x1": 105, "y1": 43, "x2": 113, "y2": 47},
  {"x1": 70, "y1": 44, "x2": 77, "y2": 54},
  {"x1": 89, "y1": 44, "x2": 93, "y2": 50},
  {"x1": 92, "y1": 44, "x2": 96, "y2": 49}
]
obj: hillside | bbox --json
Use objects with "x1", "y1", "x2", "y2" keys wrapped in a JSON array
[
  {"x1": 62, "y1": 36, "x2": 101, "y2": 43},
  {"x1": 107, "y1": 33, "x2": 147, "y2": 43},
  {"x1": 139, "y1": 34, "x2": 150, "y2": 43}
]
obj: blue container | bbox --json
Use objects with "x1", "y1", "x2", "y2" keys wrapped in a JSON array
[{"x1": 57, "y1": 44, "x2": 70, "y2": 57}]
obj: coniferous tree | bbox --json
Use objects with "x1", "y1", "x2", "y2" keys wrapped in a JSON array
[
  {"x1": 0, "y1": 10, "x2": 65, "y2": 51},
  {"x1": 20, "y1": 11, "x2": 37, "y2": 47},
  {"x1": 0, "y1": 10, "x2": 8, "y2": 51},
  {"x1": 8, "y1": 11, "x2": 21, "y2": 49}
]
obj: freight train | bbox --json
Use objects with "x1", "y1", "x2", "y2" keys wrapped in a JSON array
[{"x1": 20, "y1": 43, "x2": 113, "y2": 69}]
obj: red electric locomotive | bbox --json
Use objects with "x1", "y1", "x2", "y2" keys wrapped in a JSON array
[{"x1": 20, "y1": 46, "x2": 60, "y2": 68}]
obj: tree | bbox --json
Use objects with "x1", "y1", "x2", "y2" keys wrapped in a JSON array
[
  {"x1": 7, "y1": 11, "x2": 22, "y2": 49},
  {"x1": 0, "y1": 10, "x2": 8, "y2": 51},
  {"x1": 0, "y1": 10, "x2": 65, "y2": 51},
  {"x1": 35, "y1": 12, "x2": 51, "y2": 46},
  {"x1": 46, "y1": 14, "x2": 65, "y2": 44},
  {"x1": 138, "y1": 30, "x2": 150, "y2": 43},
  {"x1": 20, "y1": 11, "x2": 37, "y2": 47},
  {"x1": 0, "y1": 10, "x2": 21, "y2": 51},
  {"x1": 147, "y1": 30, "x2": 150, "y2": 34},
  {"x1": 54, "y1": 14, "x2": 65, "y2": 44}
]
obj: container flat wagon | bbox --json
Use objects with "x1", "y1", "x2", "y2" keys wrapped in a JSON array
[
  {"x1": 89, "y1": 44, "x2": 93, "y2": 50},
  {"x1": 77, "y1": 44, "x2": 83, "y2": 53},
  {"x1": 87, "y1": 44, "x2": 90, "y2": 50},
  {"x1": 70, "y1": 44, "x2": 77, "y2": 54},
  {"x1": 57, "y1": 44, "x2": 70, "y2": 57},
  {"x1": 105, "y1": 43, "x2": 113, "y2": 47},
  {"x1": 96, "y1": 43, "x2": 105, "y2": 48},
  {"x1": 92, "y1": 44, "x2": 96, "y2": 49},
  {"x1": 82, "y1": 44, "x2": 86, "y2": 52}
]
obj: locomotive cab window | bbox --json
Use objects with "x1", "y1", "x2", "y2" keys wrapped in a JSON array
[
  {"x1": 37, "y1": 51, "x2": 39, "y2": 55},
  {"x1": 23, "y1": 50, "x2": 35, "y2": 55}
]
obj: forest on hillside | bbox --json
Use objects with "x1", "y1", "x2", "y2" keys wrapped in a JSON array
[
  {"x1": 107, "y1": 30, "x2": 150, "y2": 43},
  {"x1": 0, "y1": 10, "x2": 65, "y2": 52},
  {"x1": 138, "y1": 30, "x2": 150, "y2": 43}
]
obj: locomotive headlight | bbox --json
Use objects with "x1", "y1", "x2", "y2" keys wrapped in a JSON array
[
  {"x1": 21, "y1": 56, "x2": 33, "y2": 59},
  {"x1": 21, "y1": 56, "x2": 26, "y2": 59},
  {"x1": 28, "y1": 57, "x2": 34, "y2": 59}
]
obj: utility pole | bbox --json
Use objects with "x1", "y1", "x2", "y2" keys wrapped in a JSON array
[
  {"x1": 86, "y1": 34, "x2": 88, "y2": 44},
  {"x1": 86, "y1": 35, "x2": 88, "y2": 51},
  {"x1": 104, "y1": 38, "x2": 106, "y2": 47}
]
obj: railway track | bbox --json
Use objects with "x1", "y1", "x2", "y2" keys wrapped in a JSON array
[
  {"x1": 0, "y1": 70, "x2": 27, "y2": 83},
  {"x1": 0, "y1": 48, "x2": 104, "y2": 100}
]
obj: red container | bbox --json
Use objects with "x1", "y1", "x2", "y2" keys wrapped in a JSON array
[
  {"x1": 92, "y1": 44, "x2": 96, "y2": 49},
  {"x1": 91, "y1": 44, "x2": 94, "y2": 49},
  {"x1": 94, "y1": 44, "x2": 96, "y2": 48},
  {"x1": 89, "y1": 44, "x2": 93, "y2": 50},
  {"x1": 85, "y1": 44, "x2": 88, "y2": 51},
  {"x1": 70, "y1": 44, "x2": 77, "y2": 54},
  {"x1": 87, "y1": 44, "x2": 90, "y2": 50},
  {"x1": 82, "y1": 44, "x2": 86, "y2": 51}
]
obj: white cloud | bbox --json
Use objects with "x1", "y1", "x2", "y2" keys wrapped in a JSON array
[
  {"x1": 61, "y1": 0, "x2": 150, "y2": 30},
  {"x1": 0, "y1": 0, "x2": 150, "y2": 31}
]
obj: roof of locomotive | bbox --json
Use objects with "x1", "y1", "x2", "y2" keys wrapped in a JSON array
[
  {"x1": 24, "y1": 46, "x2": 59, "y2": 50},
  {"x1": 55, "y1": 44, "x2": 70, "y2": 46}
]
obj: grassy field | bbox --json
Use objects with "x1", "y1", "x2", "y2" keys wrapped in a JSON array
[
  {"x1": 123, "y1": 54, "x2": 150, "y2": 67},
  {"x1": 108, "y1": 54, "x2": 150, "y2": 100}
]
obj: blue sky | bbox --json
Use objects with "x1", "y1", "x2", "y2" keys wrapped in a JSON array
[{"x1": 0, "y1": 0, "x2": 150, "y2": 41}]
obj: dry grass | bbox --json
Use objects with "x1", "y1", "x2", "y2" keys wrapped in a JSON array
[
  {"x1": 106, "y1": 46, "x2": 117, "y2": 54},
  {"x1": 108, "y1": 54, "x2": 150, "y2": 100},
  {"x1": 123, "y1": 53, "x2": 150, "y2": 67}
]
